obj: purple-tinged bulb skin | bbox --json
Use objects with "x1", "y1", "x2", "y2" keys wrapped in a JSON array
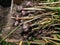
[
  {"x1": 26, "y1": 1, "x2": 33, "y2": 7},
  {"x1": 21, "y1": 10, "x2": 27, "y2": 16},
  {"x1": 17, "y1": 5, "x2": 23, "y2": 11},
  {"x1": 14, "y1": 21, "x2": 19, "y2": 26}
]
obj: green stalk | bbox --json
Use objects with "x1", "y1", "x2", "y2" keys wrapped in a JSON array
[
  {"x1": 47, "y1": 0, "x2": 50, "y2": 3},
  {"x1": 44, "y1": 7, "x2": 60, "y2": 12},
  {"x1": 54, "y1": 27, "x2": 60, "y2": 30},
  {"x1": 41, "y1": 37, "x2": 60, "y2": 41},
  {"x1": 56, "y1": 34, "x2": 60, "y2": 39},
  {"x1": 48, "y1": 40, "x2": 58, "y2": 45},
  {"x1": 28, "y1": 42, "x2": 30, "y2": 45},
  {"x1": 42, "y1": 20, "x2": 54, "y2": 29}
]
